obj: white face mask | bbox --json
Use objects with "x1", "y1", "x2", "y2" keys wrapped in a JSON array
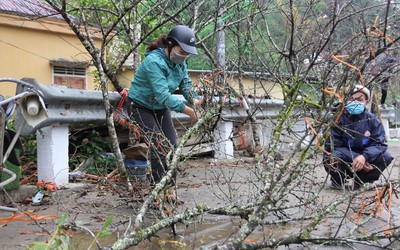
[{"x1": 171, "y1": 47, "x2": 190, "y2": 64}]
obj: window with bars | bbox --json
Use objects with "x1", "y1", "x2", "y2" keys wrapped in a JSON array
[{"x1": 53, "y1": 66, "x2": 86, "y2": 89}]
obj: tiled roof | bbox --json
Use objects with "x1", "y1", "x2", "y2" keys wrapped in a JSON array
[{"x1": 0, "y1": 0, "x2": 58, "y2": 18}]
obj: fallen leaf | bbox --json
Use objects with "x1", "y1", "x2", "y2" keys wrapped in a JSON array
[{"x1": 91, "y1": 215, "x2": 104, "y2": 222}]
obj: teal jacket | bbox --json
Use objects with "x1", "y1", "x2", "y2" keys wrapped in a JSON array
[{"x1": 128, "y1": 48, "x2": 197, "y2": 112}]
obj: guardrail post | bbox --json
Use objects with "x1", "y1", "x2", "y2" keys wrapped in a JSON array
[
  {"x1": 37, "y1": 125, "x2": 69, "y2": 185},
  {"x1": 381, "y1": 118, "x2": 391, "y2": 141},
  {"x1": 213, "y1": 120, "x2": 234, "y2": 159},
  {"x1": 379, "y1": 106, "x2": 395, "y2": 141},
  {"x1": 257, "y1": 119, "x2": 272, "y2": 147}
]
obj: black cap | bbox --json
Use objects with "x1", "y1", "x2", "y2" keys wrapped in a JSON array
[{"x1": 167, "y1": 25, "x2": 198, "y2": 55}]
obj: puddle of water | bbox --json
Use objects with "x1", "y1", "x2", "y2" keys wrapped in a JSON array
[
  {"x1": 68, "y1": 213, "x2": 400, "y2": 249},
  {"x1": 68, "y1": 216, "x2": 245, "y2": 249},
  {"x1": 68, "y1": 215, "x2": 298, "y2": 249}
]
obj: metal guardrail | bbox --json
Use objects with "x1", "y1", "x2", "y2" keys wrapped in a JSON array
[
  {"x1": 4, "y1": 77, "x2": 398, "y2": 142},
  {"x1": 379, "y1": 105, "x2": 396, "y2": 122},
  {"x1": 14, "y1": 78, "x2": 122, "y2": 135},
  {"x1": 10, "y1": 78, "x2": 285, "y2": 134},
  {"x1": 172, "y1": 95, "x2": 284, "y2": 122},
  {"x1": 4, "y1": 77, "x2": 397, "y2": 149}
]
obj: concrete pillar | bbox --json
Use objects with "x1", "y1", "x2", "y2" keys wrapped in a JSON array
[
  {"x1": 381, "y1": 118, "x2": 391, "y2": 141},
  {"x1": 37, "y1": 125, "x2": 69, "y2": 185},
  {"x1": 256, "y1": 119, "x2": 272, "y2": 147},
  {"x1": 214, "y1": 120, "x2": 234, "y2": 159},
  {"x1": 293, "y1": 120, "x2": 311, "y2": 149}
]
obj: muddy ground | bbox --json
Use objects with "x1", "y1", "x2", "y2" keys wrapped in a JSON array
[{"x1": 1, "y1": 141, "x2": 400, "y2": 250}]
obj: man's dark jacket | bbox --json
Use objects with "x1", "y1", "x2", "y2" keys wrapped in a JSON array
[{"x1": 325, "y1": 110, "x2": 389, "y2": 163}]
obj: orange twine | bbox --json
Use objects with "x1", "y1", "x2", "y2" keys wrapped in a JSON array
[
  {"x1": 304, "y1": 116, "x2": 330, "y2": 155},
  {"x1": 0, "y1": 211, "x2": 58, "y2": 224},
  {"x1": 352, "y1": 183, "x2": 395, "y2": 236},
  {"x1": 331, "y1": 55, "x2": 365, "y2": 87}
]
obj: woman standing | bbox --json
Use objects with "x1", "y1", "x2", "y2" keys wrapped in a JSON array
[{"x1": 128, "y1": 25, "x2": 202, "y2": 198}]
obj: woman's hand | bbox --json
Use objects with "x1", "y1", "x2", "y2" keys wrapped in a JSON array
[
  {"x1": 193, "y1": 98, "x2": 204, "y2": 109},
  {"x1": 183, "y1": 106, "x2": 201, "y2": 123}
]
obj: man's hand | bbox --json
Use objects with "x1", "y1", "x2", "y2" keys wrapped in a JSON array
[
  {"x1": 352, "y1": 155, "x2": 366, "y2": 171},
  {"x1": 363, "y1": 162, "x2": 373, "y2": 172}
]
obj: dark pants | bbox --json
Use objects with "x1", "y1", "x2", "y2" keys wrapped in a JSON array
[
  {"x1": 128, "y1": 101, "x2": 178, "y2": 185},
  {"x1": 324, "y1": 150, "x2": 393, "y2": 186},
  {"x1": 381, "y1": 78, "x2": 389, "y2": 105},
  {"x1": 381, "y1": 88, "x2": 388, "y2": 105}
]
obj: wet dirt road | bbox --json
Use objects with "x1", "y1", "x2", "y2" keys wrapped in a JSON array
[{"x1": 1, "y1": 140, "x2": 400, "y2": 249}]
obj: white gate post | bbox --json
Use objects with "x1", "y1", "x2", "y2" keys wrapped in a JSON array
[{"x1": 36, "y1": 125, "x2": 69, "y2": 185}]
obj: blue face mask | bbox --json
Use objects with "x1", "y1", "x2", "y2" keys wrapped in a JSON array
[{"x1": 346, "y1": 101, "x2": 365, "y2": 115}]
